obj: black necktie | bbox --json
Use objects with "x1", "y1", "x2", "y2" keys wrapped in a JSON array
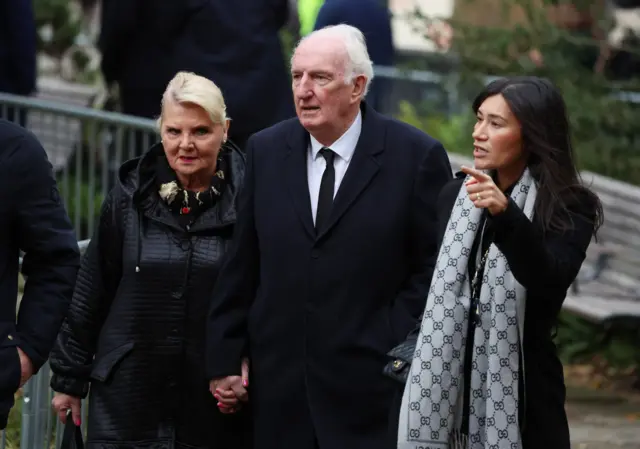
[{"x1": 315, "y1": 147, "x2": 335, "y2": 232}]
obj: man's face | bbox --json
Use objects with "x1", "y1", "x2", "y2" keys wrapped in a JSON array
[{"x1": 291, "y1": 37, "x2": 364, "y2": 137}]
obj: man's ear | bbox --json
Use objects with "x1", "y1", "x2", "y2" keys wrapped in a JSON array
[{"x1": 351, "y1": 75, "x2": 367, "y2": 103}]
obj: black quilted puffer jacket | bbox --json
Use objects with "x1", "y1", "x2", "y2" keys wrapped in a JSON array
[{"x1": 49, "y1": 143, "x2": 251, "y2": 449}]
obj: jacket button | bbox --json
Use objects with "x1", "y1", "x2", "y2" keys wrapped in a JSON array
[
  {"x1": 311, "y1": 250, "x2": 319, "y2": 259},
  {"x1": 171, "y1": 291, "x2": 182, "y2": 299}
]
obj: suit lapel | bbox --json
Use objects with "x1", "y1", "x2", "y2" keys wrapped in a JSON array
[
  {"x1": 285, "y1": 123, "x2": 315, "y2": 239},
  {"x1": 316, "y1": 103, "x2": 385, "y2": 241}
]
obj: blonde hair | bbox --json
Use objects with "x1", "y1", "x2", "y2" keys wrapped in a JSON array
[{"x1": 157, "y1": 71, "x2": 228, "y2": 129}]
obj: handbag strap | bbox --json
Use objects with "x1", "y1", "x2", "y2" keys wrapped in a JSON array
[{"x1": 60, "y1": 411, "x2": 85, "y2": 449}]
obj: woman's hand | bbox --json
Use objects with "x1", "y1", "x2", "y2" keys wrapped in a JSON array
[
  {"x1": 209, "y1": 357, "x2": 250, "y2": 414},
  {"x1": 461, "y1": 166, "x2": 509, "y2": 216},
  {"x1": 52, "y1": 393, "x2": 82, "y2": 425}
]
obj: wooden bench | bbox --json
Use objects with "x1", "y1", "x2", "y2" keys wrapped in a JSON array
[
  {"x1": 448, "y1": 153, "x2": 640, "y2": 324},
  {"x1": 564, "y1": 172, "x2": 640, "y2": 324}
]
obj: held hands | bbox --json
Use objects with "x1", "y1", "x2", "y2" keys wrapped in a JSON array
[
  {"x1": 209, "y1": 357, "x2": 250, "y2": 414},
  {"x1": 461, "y1": 166, "x2": 509, "y2": 216}
]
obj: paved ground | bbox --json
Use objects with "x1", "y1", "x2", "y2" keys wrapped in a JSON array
[{"x1": 567, "y1": 387, "x2": 640, "y2": 448}]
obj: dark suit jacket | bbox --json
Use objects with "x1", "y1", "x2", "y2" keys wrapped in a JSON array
[
  {"x1": 313, "y1": 0, "x2": 394, "y2": 112},
  {"x1": 0, "y1": 121, "x2": 80, "y2": 429},
  {"x1": 314, "y1": 0, "x2": 394, "y2": 67},
  {"x1": 436, "y1": 174, "x2": 596, "y2": 449},
  {"x1": 99, "y1": 0, "x2": 294, "y2": 144},
  {"x1": 206, "y1": 103, "x2": 452, "y2": 449},
  {"x1": 0, "y1": 0, "x2": 36, "y2": 96}
]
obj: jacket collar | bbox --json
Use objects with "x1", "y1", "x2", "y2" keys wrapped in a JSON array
[
  {"x1": 284, "y1": 101, "x2": 386, "y2": 240},
  {"x1": 117, "y1": 141, "x2": 245, "y2": 232}
]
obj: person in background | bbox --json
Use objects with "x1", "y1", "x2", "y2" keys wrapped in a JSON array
[
  {"x1": 0, "y1": 0, "x2": 37, "y2": 126},
  {"x1": 206, "y1": 24, "x2": 452, "y2": 449},
  {"x1": 393, "y1": 76, "x2": 603, "y2": 449},
  {"x1": 99, "y1": 0, "x2": 294, "y2": 151},
  {"x1": 298, "y1": 0, "x2": 325, "y2": 36},
  {"x1": 0, "y1": 120, "x2": 80, "y2": 430},
  {"x1": 313, "y1": 0, "x2": 394, "y2": 112},
  {"x1": 50, "y1": 72, "x2": 250, "y2": 449}
]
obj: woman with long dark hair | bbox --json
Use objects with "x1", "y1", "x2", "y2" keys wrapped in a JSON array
[{"x1": 391, "y1": 76, "x2": 603, "y2": 449}]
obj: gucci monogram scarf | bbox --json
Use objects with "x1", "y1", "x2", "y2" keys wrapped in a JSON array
[{"x1": 398, "y1": 168, "x2": 537, "y2": 449}]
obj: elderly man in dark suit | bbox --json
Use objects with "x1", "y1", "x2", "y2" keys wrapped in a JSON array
[{"x1": 206, "y1": 24, "x2": 452, "y2": 449}]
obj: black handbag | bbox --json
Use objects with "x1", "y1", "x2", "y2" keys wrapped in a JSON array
[
  {"x1": 382, "y1": 331, "x2": 418, "y2": 384},
  {"x1": 60, "y1": 412, "x2": 84, "y2": 449}
]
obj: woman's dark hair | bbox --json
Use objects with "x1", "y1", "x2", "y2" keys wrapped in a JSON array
[{"x1": 472, "y1": 76, "x2": 603, "y2": 237}]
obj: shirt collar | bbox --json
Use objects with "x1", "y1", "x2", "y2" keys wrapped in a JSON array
[{"x1": 309, "y1": 110, "x2": 362, "y2": 163}]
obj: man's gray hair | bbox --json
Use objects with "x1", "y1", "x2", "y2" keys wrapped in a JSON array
[{"x1": 293, "y1": 24, "x2": 374, "y2": 96}]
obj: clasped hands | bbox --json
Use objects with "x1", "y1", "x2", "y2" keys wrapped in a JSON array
[
  {"x1": 209, "y1": 357, "x2": 250, "y2": 414},
  {"x1": 461, "y1": 166, "x2": 508, "y2": 216}
]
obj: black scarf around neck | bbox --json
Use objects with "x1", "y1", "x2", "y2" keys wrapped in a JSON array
[{"x1": 155, "y1": 153, "x2": 228, "y2": 228}]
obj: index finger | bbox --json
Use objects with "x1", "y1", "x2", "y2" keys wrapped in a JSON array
[{"x1": 460, "y1": 165, "x2": 491, "y2": 182}]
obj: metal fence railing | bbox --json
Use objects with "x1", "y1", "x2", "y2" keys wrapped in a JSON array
[
  {"x1": 370, "y1": 65, "x2": 640, "y2": 118},
  {"x1": 0, "y1": 92, "x2": 158, "y2": 241}
]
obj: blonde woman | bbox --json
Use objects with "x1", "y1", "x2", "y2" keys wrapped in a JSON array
[{"x1": 50, "y1": 72, "x2": 250, "y2": 449}]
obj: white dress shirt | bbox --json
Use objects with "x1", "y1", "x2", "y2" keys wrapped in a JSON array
[{"x1": 307, "y1": 111, "x2": 362, "y2": 224}]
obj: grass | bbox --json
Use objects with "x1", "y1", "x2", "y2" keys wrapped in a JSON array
[
  {"x1": 2, "y1": 389, "x2": 62, "y2": 449},
  {"x1": 2, "y1": 391, "x2": 24, "y2": 449}
]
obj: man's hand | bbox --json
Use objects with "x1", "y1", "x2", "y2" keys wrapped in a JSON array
[
  {"x1": 209, "y1": 358, "x2": 250, "y2": 414},
  {"x1": 17, "y1": 347, "x2": 34, "y2": 387}
]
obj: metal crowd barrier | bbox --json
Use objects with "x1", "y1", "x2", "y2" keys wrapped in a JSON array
[{"x1": 0, "y1": 92, "x2": 159, "y2": 241}]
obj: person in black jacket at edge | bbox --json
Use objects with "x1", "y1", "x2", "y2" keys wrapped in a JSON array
[
  {"x1": 49, "y1": 72, "x2": 250, "y2": 449},
  {"x1": 0, "y1": 0, "x2": 37, "y2": 126},
  {"x1": 0, "y1": 120, "x2": 80, "y2": 430},
  {"x1": 387, "y1": 76, "x2": 603, "y2": 449}
]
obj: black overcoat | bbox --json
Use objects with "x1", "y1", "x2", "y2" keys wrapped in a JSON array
[
  {"x1": 0, "y1": 121, "x2": 80, "y2": 429},
  {"x1": 206, "y1": 103, "x2": 453, "y2": 449},
  {"x1": 434, "y1": 174, "x2": 597, "y2": 449},
  {"x1": 50, "y1": 144, "x2": 250, "y2": 449}
]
